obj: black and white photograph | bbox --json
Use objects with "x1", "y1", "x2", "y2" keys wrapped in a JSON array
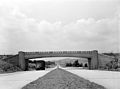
[{"x1": 0, "y1": 0, "x2": 120, "y2": 89}]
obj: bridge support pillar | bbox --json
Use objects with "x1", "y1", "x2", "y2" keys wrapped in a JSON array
[
  {"x1": 88, "y1": 58, "x2": 91, "y2": 70},
  {"x1": 90, "y1": 50, "x2": 99, "y2": 69},
  {"x1": 19, "y1": 51, "x2": 26, "y2": 71}
]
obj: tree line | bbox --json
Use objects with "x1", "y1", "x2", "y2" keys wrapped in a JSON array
[{"x1": 65, "y1": 60, "x2": 88, "y2": 67}]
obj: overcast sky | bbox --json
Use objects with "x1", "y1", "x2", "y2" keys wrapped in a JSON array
[{"x1": 0, "y1": 0, "x2": 120, "y2": 54}]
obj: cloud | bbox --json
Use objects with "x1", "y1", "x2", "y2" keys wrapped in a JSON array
[{"x1": 0, "y1": 6, "x2": 119, "y2": 54}]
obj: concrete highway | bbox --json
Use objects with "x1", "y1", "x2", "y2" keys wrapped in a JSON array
[{"x1": 0, "y1": 66, "x2": 120, "y2": 89}]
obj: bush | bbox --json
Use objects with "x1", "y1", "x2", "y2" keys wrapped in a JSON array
[
  {"x1": 73, "y1": 60, "x2": 80, "y2": 67},
  {"x1": 79, "y1": 63, "x2": 83, "y2": 67},
  {"x1": 0, "y1": 60, "x2": 21, "y2": 73},
  {"x1": 84, "y1": 63, "x2": 88, "y2": 67},
  {"x1": 66, "y1": 63, "x2": 73, "y2": 67}
]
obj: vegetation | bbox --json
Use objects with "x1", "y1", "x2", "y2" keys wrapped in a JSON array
[
  {"x1": 0, "y1": 60, "x2": 21, "y2": 73},
  {"x1": 65, "y1": 60, "x2": 86, "y2": 67},
  {"x1": 105, "y1": 60, "x2": 118, "y2": 70},
  {"x1": 66, "y1": 62, "x2": 73, "y2": 67},
  {"x1": 103, "y1": 52, "x2": 119, "y2": 57},
  {"x1": 28, "y1": 60, "x2": 46, "y2": 70},
  {"x1": 101, "y1": 52, "x2": 120, "y2": 71},
  {"x1": 28, "y1": 60, "x2": 56, "y2": 70},
  {"x1": 84, "y1": 63, "x2": 88, "y2": 67},
  {"x1": 45, "y1": 61, "x2": 56, "y2": 68}
]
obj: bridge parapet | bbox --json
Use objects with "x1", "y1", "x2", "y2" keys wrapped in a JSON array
[
  {"x1": 24, "y1": 51, "x2": 96, "y2": 60},
  {"x1": 25, "y1": 51, "x2": 94, "y2": 56}
]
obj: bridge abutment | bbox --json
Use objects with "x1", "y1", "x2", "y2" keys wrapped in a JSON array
[
  {"x1": 88, "y1": 58, "x2": 91, "y2": 70},
  {"x1": 90, "y1": 50, "x2": 99, "y2": 69},
  {"x1": 19, "y1": 51, "x2": 26, "y2": 70}
]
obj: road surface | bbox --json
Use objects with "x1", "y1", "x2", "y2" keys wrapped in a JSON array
[{"x1": 0, "y1": 66, "x2": 120, "y2": 89}]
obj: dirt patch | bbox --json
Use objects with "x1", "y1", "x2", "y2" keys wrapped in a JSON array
[{"x1": 22, "y1": 68, "x2": 106, "y2": 89}]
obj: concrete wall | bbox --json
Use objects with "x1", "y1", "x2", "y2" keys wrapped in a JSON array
[
  {"x1": 3, "y1": 55, "x2": 19, "y2": 66},
  {"x1": 90, "y1": 50, "x2": 99, "y2": 69},
  {"x1": 18, "y1": 51, "x2": 26, "y2": 70}
]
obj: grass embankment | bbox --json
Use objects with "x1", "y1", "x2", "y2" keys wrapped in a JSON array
[
  {"x1": 22, "y1": 68, "x2": 106, "y2": 89},
  {"x1": 0, "y1": 60, "x2": 21, "y2": 73}
]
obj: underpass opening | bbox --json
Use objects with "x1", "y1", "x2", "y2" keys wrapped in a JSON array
[
  {"x1": 27, "y1": 59, "x2": 45, "y2": 71},
  {"x1": 58, "y1": 57, "x2": 89, "y2": 69},
  {"x1": 26, "y1": 57, "x2": 90, "y2": 71}
]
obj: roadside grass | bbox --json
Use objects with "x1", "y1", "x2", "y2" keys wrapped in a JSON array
[{"x1": 0, "y1": 60, "x2": 21, "y2": 73}]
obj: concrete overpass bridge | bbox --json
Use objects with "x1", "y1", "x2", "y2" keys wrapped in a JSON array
[{"x1": 4, "y1": 50, "x2": 99, "y2": 70}]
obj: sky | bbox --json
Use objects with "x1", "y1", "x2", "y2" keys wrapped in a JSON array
[{"x1": 0, "y1": 0, "x2": 120, "y2": 54}]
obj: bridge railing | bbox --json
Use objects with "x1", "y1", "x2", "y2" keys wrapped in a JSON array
[{"x1": 24, "y1": 51, "x2": 94, "y2": 56}]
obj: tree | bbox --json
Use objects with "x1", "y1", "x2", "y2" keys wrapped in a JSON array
[
  {"x1": 73, "y1": 60, "x2": 79, "y2": 67},
  {"x1": 84, "y1": 63, "x2": 88, "y2": 67},
  {"x1": 66, "y1": 62, "x2": 72, "y2": 67},
  {"x1": 79, "y1": 63, "x2": 83, "y2": 67}
]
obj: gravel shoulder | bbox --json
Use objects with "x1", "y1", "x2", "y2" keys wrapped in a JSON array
[{"x1": 22, "y1": 68, "x2": 106, "y2": 89}]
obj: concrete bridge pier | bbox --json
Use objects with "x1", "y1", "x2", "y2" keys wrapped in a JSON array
[
  {"x1": 88, "y1": 58, "x2": 91, "y2": 70},
  {"x1": 25, "y1": 59, "x2": 29, "y2": 71},
  {"x1": 91, "y1": 50, "x2": 99, "y2": 69},
  {"x1": 18, "y1": 51, "x2": 26, "y2": 71}
]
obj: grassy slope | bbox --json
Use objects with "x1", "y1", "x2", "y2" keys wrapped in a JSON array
[
  {"x1": 55, "y1": 58, "x2": 88, "y2": 67},
  {"x1": 0, "y1": 60, "x2": 21, "y2": 73}
]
